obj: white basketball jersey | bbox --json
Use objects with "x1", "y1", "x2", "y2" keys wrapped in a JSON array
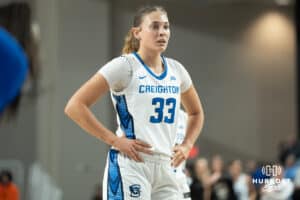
[
  {"x1": 174, "y1": 109, "x2": 191, "y2": 199},
  {"x1": 174, "y1": 109, "x2": 188, "y2": 175},
  {"x1": 99, "y1": 52, "x2": 192, "y2": 157},
  {"x1": 175, "y1": 109, "x2": 188, "y2": 145}
]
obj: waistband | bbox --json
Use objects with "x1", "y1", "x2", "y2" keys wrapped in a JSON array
[
  {"x1": 110, "y1": 148, "x2": 172, "y2": 164},
  {"x1": 139, "y1": 152, "x2": 171, "y2": 164}
]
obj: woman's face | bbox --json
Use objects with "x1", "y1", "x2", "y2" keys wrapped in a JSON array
[
  {"x1": 212, "y1": 156, "x2": 223, "y2": 172},
  {"x1": 229, "y1": 160, "x2": 242, "y2": 177},
  {"x1": 195, "y1": 159, "x2": 208, "y2": 176},
  {"x1": 136, "y1": 11, "x2": 170, "y2": 53}
]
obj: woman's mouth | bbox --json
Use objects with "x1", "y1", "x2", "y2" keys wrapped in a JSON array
[{"x1": 157, "y1": 39, "x2": 167, "y2": 45}]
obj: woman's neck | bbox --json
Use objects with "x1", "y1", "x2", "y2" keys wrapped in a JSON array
[{"x1": 137, "y1": 49, "x2": 163, "y2": 73}]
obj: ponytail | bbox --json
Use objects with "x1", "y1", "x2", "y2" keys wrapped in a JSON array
[{"x1": 122, "y1": 29, "x2": 139, "y2": 54}]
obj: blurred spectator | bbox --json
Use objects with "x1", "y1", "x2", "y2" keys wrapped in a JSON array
[
  {"x1": 284, "y1": 153, "x2": 299, "y2": 181},
  {"x1": 91, "y1": 183, "x2": 102, "y2": 200},
  {"x1": 210, "y1": 155, "x2": 237, "y2": 200},
  {"x1": 245, "y1": 160, "x2": 260, "y2": 200},
  {"x1": 190, "y1": 158, "x2": 211, "y2": 200},
  {"x1": 0, "y1": 1, "x2": 39, "y2": 119},
  {"x1": 210, "y1": 155, "x2": 224, "y2": 184},
  {"x1": 292, "y1": 166, "x2": 300, "y2": 199},
  {"x1": 279, "y1": 134, "x2": 300, "y2": 164},
  {"x1": 245, "y1": 160, "x2": 257, "y2": 176},
  {"x1": 251, "y1": 162, "x2": 270, "y2": 188},
  {"x1": 0, "y1": 27, "x2": 27, "y2": 115},
  {"x1": 0, "y1": 170, "x2": 20, "y2": 200},
  {"x1": 228, "y1": 160, "x2": 250, "y2": 200},
  {"x1": 261, "y1": 164, "x2": 294, "y2": 200},
  {"x1": 186, "y1": 160, "x2": 194, "y2": 186},
  {"x1": 210, "y1": 176, "x2": 237, "y2": 200}
]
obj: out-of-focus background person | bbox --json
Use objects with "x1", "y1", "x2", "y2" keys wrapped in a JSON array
[
  {"x1": 0, "y1": 1, "x2": 39, "y2": 119},
  {"x1": 0, "y1": 170, "x2": 20, "y2": 200},
  {"x1": 0, "y1": 27, "x2": 28, "y2": 116}
]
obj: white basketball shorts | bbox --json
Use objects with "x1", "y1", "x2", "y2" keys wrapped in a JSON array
[{"x1": 102, "y1": 149, "x2": 180, "y2": 200}]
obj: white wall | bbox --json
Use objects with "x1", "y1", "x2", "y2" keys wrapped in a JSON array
[
  {"x1": 56, "y1": 0, "x2": 112, "y2": 199},
  {"x1": 35, "y1": 0, "x2": 112, "y2": 199}
]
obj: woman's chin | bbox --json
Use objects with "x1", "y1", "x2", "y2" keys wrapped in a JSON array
[{"x1": 156, "y1": 45, "x2": 167, "y2": 52}]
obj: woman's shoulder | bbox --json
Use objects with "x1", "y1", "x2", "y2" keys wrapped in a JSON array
[
  {"x1": 110, "y1": 53, "x2": 136, "y2": 64},
  {"x1": 104, "y1": 54, "x2": 134, "y2": 67},
  {"x1": 120, "y1": 53, "x2": 136, "y2": 59},
  {"x1": 164, "y1": 56, "x2": 187, "y2": 72},
  {"x1": 164, "y1": 56, "x2": 184, "y2": 66}
]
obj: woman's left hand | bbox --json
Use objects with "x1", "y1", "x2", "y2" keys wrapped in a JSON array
[{"x1": 171, "y1": 144, "x2": 191, "y2": 167}]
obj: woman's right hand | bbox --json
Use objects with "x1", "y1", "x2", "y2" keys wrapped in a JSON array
[{"x1": 112, "y1": 137, "x2": 153, "y2": 162}]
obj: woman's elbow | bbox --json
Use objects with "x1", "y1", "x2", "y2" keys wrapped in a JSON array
[
  {"x1": 200, "y1": 108, "x2": 204, "y2": 119},
  {"x1": 201, "y1": 108, "x2": 205, "y2": 121},
  {"x1": 196, "y1": 107, "x2": 205, "y2": 124},
  {"x1": 64, "y1": 99, "x2": 78, "y2": 118}
]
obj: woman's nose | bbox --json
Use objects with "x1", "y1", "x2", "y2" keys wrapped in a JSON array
[{"x1": 159, "y1": 27, "x2": 167, "y2": 36}]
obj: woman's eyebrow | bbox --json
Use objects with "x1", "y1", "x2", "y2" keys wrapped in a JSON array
[{"x1": 151, "y1": 21, "x2": 169, "y2": 25}]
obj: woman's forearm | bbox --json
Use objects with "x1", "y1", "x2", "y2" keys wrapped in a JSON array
[
  {"x1": 182, "y1": 111, "x2": 204, "y2": 148},
  {"x1": 64, "y1": 99, "x2": 117, "y2": 146}
]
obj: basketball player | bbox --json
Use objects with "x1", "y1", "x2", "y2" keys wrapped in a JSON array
[
  {"x1": 174, "y1": 109, "x2": 192, "y2": 200},
  {"x1": 65, "y1": 5, "x2": 204, "y2": 200}
]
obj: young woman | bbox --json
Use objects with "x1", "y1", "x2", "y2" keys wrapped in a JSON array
[{"x1": 65, "y1": 5, "x2": 204, "y2": 200}]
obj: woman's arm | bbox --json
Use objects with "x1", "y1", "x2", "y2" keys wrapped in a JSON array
[
  {"x1": 65, "y1": 73, "x2": 117, "y2": 144},
  {"x1": 181, "y1": 85, "x2": 204, "y2": 150},
  {"x1": 64, "y1": 73, "x2": 152, "y2": 162},
  {"x1": 172, "y1": 85, "x2": 204, "y2": 167}
]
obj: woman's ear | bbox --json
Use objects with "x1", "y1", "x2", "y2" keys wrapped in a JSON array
[{"x1": 132, "y1": 27, "x2": 141, "y2": 40}]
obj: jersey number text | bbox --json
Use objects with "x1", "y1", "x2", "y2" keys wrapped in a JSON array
[{"x1": 150, "y1": 97, "x2": 176, "y2": 123}]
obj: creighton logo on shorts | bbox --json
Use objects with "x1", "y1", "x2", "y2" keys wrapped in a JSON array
[{"x1": 129, "y1": 184, "x2": 141, "y2": 197}]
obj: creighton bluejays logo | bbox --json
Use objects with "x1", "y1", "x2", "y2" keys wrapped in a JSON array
[{"x1": 129, "y1": 184, "x2": 141, "y2": 198}]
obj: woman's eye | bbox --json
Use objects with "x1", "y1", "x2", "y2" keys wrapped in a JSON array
[{"x1": 152, "y1": 24, "x2": 159, "y2": 30}]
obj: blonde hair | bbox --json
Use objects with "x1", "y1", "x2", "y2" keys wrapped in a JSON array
[{"x1": 122, "y1": 5, "x2": 167, "y2": 54}]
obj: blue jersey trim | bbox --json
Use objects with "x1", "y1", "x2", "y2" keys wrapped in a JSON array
[
  {"x1": 107, "y1": 149, "x2": 124, "y2": 200},
  {"x1": 133, "y1": 52, "x2": 168, "y2": 80},
  {"x1": 113, "y1": 94, "x2": 136, "y2": 139}
]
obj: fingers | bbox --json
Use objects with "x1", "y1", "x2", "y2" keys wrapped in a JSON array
[
  {"x1": 132, "y1": 139, "x2": 153, "y2": 155},
  {"x1": 134, "y1": 145, "x2": 153, "y2": 155},
  {"x1": 133, "y1": 143, "x2": 153, "y2": 155},
  {"x1": 118, "y1": 138, "x2": 160, "y2": 162},
  {"x1": 172, "y1": 151, "x2": 184, "y2": 167},
  {"x1": 135, "y1": 140, "x2": 152, "y2": 148},
  {"x1": 171, "y1": 146, "x2": 187, "y2": 167},
  {"x1": 173, "y1": 145, "x2": 180, "y2": 152},
  {"x1": 116, "y1": 138, "x2": 144, "y2": 162},
  {"x1": 172, "y1": 155, "x2": 184, "y2": 167},
  {"x1": 129, "y1": 146, "x2": 143, "y2": 162}
]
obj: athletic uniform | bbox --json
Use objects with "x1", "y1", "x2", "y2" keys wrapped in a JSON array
[
  {"x1": 174, "y1": 109, "x2": 192, "y2": 200},
  {"x1": 98, "y1": 52, "x2": 192, "y2": 200}
]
